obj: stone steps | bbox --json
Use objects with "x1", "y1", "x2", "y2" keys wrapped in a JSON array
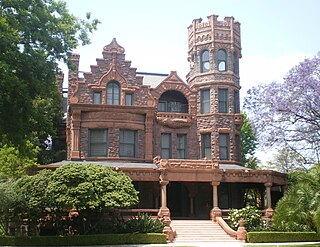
[{"x1": 171, "y1": 220, "x2": 239, "y2": 243}]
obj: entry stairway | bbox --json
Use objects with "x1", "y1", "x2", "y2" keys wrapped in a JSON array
[{"x1": 171, "y1": 220, "x2": 240, "y2": 243}]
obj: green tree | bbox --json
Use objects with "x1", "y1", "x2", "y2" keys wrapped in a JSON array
[
  {"x1": 0, "y1": 0, "x2": 99, "y2": 163},
  {"x1": 273, "y1": 165, "x2": 320, "y2": 231},
  {"x1": 241, "y1": 112, "x2": 259, "y2": 169}
]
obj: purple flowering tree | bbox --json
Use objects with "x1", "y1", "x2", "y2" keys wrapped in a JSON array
[{"x1": 244, "y1": 55, "x2": 320, "y2": 164}]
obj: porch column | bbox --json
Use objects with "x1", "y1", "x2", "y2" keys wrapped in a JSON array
[
  {"x1": 158, "y1": 180, "x2": 170, "y2": 219},
  {"x1": 264, "y1": 182, "x2": 274, "y2": 218},
  {"x1": 70, "y1": 110, "x2": 81, "y2": 160},
  {"x1": 210, "y1": 181, "x2": 221, "y2": 221}
]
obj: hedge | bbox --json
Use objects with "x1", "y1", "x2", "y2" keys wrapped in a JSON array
[
  {"x1": 247, "y1": 232, "x2": 320, "y2": 243},
  {"x1": 0, "y1": 233, "x2": 167, "y2": 246}
]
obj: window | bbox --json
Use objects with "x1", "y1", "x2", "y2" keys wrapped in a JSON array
[
  {"x1": 125, "y1": 93, "x2": 133, "y2": 106},
  {"x1": 177, "y1": 134, "x2": 187, "y2": 159},
  {"x1": 218, "y1": 89, "x2": 228, "y2": 113},
  {"x1": 201, "y1": 50, "x2": 210, "y2": 73},
  {"x1": 235, "y1": 134, "x2": 241, "y2": 161},
  {"x1": 120, "y1": 130, "x2": 136, "y2": 157},
  {"x1": 233, "y1": 51, "x2": 239, "y2": 74},
  {"x1": 89, "y1": 129, "x2": 108, "y2": 157},
  {"x1": 234, "y1": 90, "x2": 240, "y2": 113},
  {"x1": 201, "y1": 133, "x2": 211, "y2": 159},
  {"x1": 201, "y1": 89, "x2": 210, "y2": 114},
  {"x1": 93, "y1": 92, "x2": 102, "y2": 104},
  {"x1": 218, "y1": 49, "x2": 227, "y2": 71},
  {"x1": 106, "y1": 81, "x2": 120, "y2": 105},
  {"x1": 219, "y1": 133, "x2": 229, "y2": 160},
  {"x1": 157, "y1": 90, "x2": 188, "y2": 113},
  {"x1": 161, "y1": 133, "x2": 171, "y2": 159}
]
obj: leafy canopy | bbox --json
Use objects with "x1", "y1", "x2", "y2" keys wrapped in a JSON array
[
  {"x1": 244, "y1": 55, "x2": 320, "y2": 164},
  {"x1": 0, "y1": 0, "x2": 99, "y2": 163}
]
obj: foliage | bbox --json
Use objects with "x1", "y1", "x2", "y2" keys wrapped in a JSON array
[
  {"x1": 314, "y1": 207, "x2": 320, "y2": 233},
  {"x1": 244, "y1": 55, "x2": 320, "y2": 164},
  {"x1": 240, "y1": 112, "x2": 259, "y2": 169},
  {"x1": 111, "y1": 214, "x2": 165, "y2": 234},
  {"x1": 0, "y1": 233, "x2": 167, "y2": 246},
  {"x1": 229, "y1": 206, "x2": 262, "y2": 231},
  {"x1": 46, "y1": 163, "x2": 139, "y2": 212},
  {"x1": 273, "y1": 165, "x2": 320, "y2": 231},
  {"x1": 0, "y1": 0, "x2": 99, "y2": 163},
  {"x1": 0, "y1": 180, "x2": 21, "y2": 235},
  {"x1": 0, "y1": 142, "x2": 38, "y2": 179},
  {"x1": 266, "y1": 147, "x2": 307, "y2": 173},
  {"x1": 247, "y1": 231, "x2": 320, "y2": 243}
]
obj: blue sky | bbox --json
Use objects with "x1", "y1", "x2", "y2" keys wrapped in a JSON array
[{"x1": 64, "y1": 0, "x2": 320, "y2": 163}]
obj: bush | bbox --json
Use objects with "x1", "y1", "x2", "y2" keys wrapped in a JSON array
[
  {"x1": 314, "y1": 207, "x2": 320, "y2": 233},
  {"x1": 247, "y1": 232, "x2": 320, "y2": 243},
  {"x1": 229, "y1": 206, "x2": 262, "y2": 231},
  {"x1": 0, "y1": 233, "x2": 167, "y2": 246},
  {"x1": 111, "y1": 213, "x2": 165, "y2": 233}
]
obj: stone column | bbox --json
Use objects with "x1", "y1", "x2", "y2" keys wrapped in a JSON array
[
  {"x1": 70, "y1": 110, "x2": 81, "y2": 160},
  {"x1": 210, "y1": 181, "x2": 221, "y2": 221},
  {"x1": 264, "y1": 182, "x2": 274, "y2": 218},
  {"x1": 144, "y1": 112, "x2": 153, "y2": 162}
]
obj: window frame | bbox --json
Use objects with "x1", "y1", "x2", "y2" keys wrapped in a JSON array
[
  {"x1": 88, "y1": 129, "x2": 108, "y2": 157},
  {"x1": 217, "y1": 49, "x2": 227, "y2": 72},
  {"x1": 200, "y1": 89, "x2": 210, "y2": 114},
  {"x1": 200, "y1": 50, "x2": 210, "y2": 73},
  {"x1": 119, "y1": 129, "x2": 137, "y2": 158},
  {"x1": 201, "y1": 133, "x2": 212, "y2": 159},
  {"x1": 218, "y1": 88, "x2": 229, "y2": 113},
  {"x1": 161, "y1": 133, "x2": 172, "y2": 159},
  {"x1": 106, "y1": 80, "x2": 120, "y2": 105},
  {"x1": 234, "y1": 90, "x2": 240, "y2": 113},
  {"x1": 125, "y1": 93, "x2": 134, "y2": 106},
  {"x1": 93, "y1": 91, "x2": 102, "y2": 104},
  {"x1": 233, "y1": 51, "x2": 239, "y2": 74},
  {"x1": 177, "y1": 134, "x2": 187, "y2": 159},
  {"x1": 219, "y1": 133, "x2": 230, "y2": 160}
]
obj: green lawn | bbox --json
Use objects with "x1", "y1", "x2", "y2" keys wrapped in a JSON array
[{"x1": 244, "y1": 245, "x2": 320, "y2": 247}]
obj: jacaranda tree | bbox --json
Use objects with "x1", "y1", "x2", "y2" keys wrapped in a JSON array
[{"x1": 244, "y1": 55, "x2": 320, "y2": 165}]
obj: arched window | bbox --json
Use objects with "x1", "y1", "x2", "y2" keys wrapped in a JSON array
[
  {"x1": 218, "y1": 49, "x2": 227, "y2": 71},
  {"x1": 106, "y1": 80, "x2": 120, "y2": 105},
  {"x1": 158, "y1": 90, "x2": 188, "y2": 113},
  {"x1": 233, "y1": 51, "x2": 239, "y2": 74},
  {"x1": 200, "y1": 50, "x2": 210, "y2": 73}
]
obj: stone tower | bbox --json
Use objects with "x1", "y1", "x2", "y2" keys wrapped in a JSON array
[{"x1": 186, "y1": 15, "x2": 243, "y2": 163}]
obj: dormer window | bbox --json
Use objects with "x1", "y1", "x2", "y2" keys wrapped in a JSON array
[
  {"x1": 106, "y1": 80, "x2": 120, "y2": 105},
  {"x1": 200, "y1": 50, "x2": 210, "y2": 73},
  {"x1": 158, "y1": 90, "x2": 188, "y2": 113},
  {"x1": 218, "y1": 49, "x2": 227, "y2": 71}
]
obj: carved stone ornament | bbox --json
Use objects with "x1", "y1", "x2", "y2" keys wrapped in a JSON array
[
  {"x1": 103, "y1": 38, "x2": 125, "y2": 54},
  {"x1": 159, "y1": 159, "x2": 219, "y2": 170},
  {"x1": 156, "y1": 115, "x2": 192, "y2": 128}
]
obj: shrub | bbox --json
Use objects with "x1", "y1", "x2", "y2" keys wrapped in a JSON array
[
  {"x1": 229, "y1": 206, "x2": 262, "y2": 231},
  {"x1": 247, "y1": 231, "x2": 320, "y2": 243},
  {"x1": 314, "y1": 207, "x2": 320, "y2": 233},
  {"x1": 111, "y1": 213, "x2": 165, "y2": 233},
  {"x1": 0, "y1": 233, "x2": 167, "y2": 246}
]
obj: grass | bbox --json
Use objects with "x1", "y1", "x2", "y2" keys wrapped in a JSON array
[{"x1": 243, "y1": 244, "x2": 320, "y2": 247}]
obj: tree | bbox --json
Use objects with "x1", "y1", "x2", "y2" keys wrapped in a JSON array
[
  {"x1": 244, "y1": 55, "x2": 320, "y2": 164},
  {"x1": 265, "y1": 146, "x2": 307, "y2": 173},
  {"x1": 0, "y1": 0, "x2": 99, "y2": 163},
  {"x1": 273, "y1": 165, "x2": 320, "y2": 231},
  {"x1": 241, "y1": 112, "x2": 259, "y2": 169}
]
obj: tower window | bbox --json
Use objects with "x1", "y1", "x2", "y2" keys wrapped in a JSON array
[
  {"x1": 201, "y1": 133, "x2": 211, "y2": 159},
  {"x1": 200, "y1": 50, "x2": 210, "y2": 73},
  {"x1": 106, "y1": 80, "x2": 120, "y2": 105},
  {"x1": 200, "y1": 89, "x2": 210, "y2": 114},
  {"x1": 218, "y1": 88, "x2": 228, "y2": 113},
  {"x1": 234, "y1": 90, "x2": 240, "y2": 113},
  {"x1": 219, "y1": 133, "x2": 229, "y2": 160},
  {"x1": 218, "y1": 49, "x2": 227, "y2": 71},
  {"x1": 233, "y1": 51, "x2": 239, "y2": 74}
]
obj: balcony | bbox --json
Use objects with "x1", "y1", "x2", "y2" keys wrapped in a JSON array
[{"x1": 156, "y1": 112, "x2": 193, "y2": 128}]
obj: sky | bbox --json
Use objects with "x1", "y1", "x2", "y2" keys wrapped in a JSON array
[{"x1": 63, "y1": 0, "x2": 320, "y2": 163}]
